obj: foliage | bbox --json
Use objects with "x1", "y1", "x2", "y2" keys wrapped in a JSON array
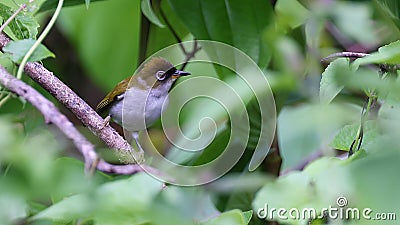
[
  {"x1": 0, "y1": 3, "x2": 39, "y2": 39},
  {"x1": 37, "y1": 0, "x2": 105, "y2": 13},
  {"x1": 1, "y1": 0, "x2": 400, "y2": 225},
  {"x1": 3, "y1": 39, "x2": 55, "y2": 63}
]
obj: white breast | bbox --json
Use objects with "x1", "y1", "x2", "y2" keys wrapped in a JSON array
[{"x1": 109, "y1": 87, "x2": 169, "y2": 132}]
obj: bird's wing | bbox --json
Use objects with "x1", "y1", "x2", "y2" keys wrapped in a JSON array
[{"x1": 96, "y1": 76, "x2": 131, "y2": 114}]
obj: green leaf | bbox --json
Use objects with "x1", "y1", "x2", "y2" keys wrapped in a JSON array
[
  {"x1": 150, "y1": 187, "x2": 220, "y2": 224},
  {"x1": 345, "y1": 149, "x2": 367, "y2": 163},
  {"x1": 334, "y1": 66, "x2": 396, "y2": 96},
  {"x1": 373, "y1": 0, "x2": 400, "y2": 33},
  {"x1": 92, "y1": 173, "x2": 163, "y2": 225},
  {"x1": 3, "y1": 39, "x2": 55, "y2": 64},
  {"x1": 50, "y1": 157, "x2": 111, "y2": 203},
  {"x1": 31, "y1": 194, "x2": 93, "y2": 222},
  {"x1": 320, "y1": 58, "x2": 349, "y2": 104},
  {"x1": 0, "y1": 194, "x2": 28, "y2": 224},
  {"x1": 168, "y1": 0, "x2": 273, "y2": 67},
  {"x1": 374, "y1": 0, "x2": 400, "y2": 20},
  {"x1": 37, "y1": 0, "x2": 106, "y2": 13},
  {"x1": 0, "y1": 118, "x2": 17, "y2": 152},
  {"x1": 329, "y1": 123, "x2": 358, "y2": 151},
  {"x1": 254, "y1": 157, "x2": 353, "y2": 225},
  {"x1": 141, "y1": 0, "x2": 165, "y2": 28},
  {"x1": 241, "y1": 210, "x2": 252, "y2": 225},
  {"x1": 275, "y1": 0, "x2": 309, "y2": 28},
  {"x1": 329, "y1": 121, "x2": 378, "y2": 152},
  {"x1": 377, "y1": 91, "x2": 400, "y2": 151},
  {"x1": 278, "y1": 103, "x2": 359, "y2": 170},
  {"x1": 252, "y1": 172, "x2": 314, "y2": 224},
  {"x1": 0, "y1": 3, "x2": 39, "y2": 39},
  {"x1": 202, "y1": 209, "x2": 252, "y2": 225},
  {"x1": 32, "y1": 173, "x2": 163, "y2": 223},
  {"x1": 253, "y1": 172, "x2": 313, "y2": 210},
  {"x1": 354, "y1": 40, "x2": 400, "y2": 66},
  {"x1": 349, "y1": 150, "x2": 400, "y2": 222}
]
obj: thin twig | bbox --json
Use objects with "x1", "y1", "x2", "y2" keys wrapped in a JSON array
[
  {"x1": 325, "y1": 22, "x2": 353, "y2": 50},
  {"x1": 159, "y1": 6, "x2": 201, "y2": 69},
  {"x1": 321, "y1": 52, "x2": 370, "y2": 63},
  {"x1": 0, "y1": 65, "x2": 155, "y2": 175},
  {"x1": 160, "y1": 7, "x2": 187, "y2": 55},
  {"x1": 180, "y1": 40, "x2": 201, "y2": 71},
  {"x1": 0, "y1": 4, "x2": 26, "y2": 34}
]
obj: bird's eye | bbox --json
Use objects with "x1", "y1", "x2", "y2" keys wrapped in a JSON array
[{"x1": 156, "y1": 70, "x2": 166, "y2": 81}]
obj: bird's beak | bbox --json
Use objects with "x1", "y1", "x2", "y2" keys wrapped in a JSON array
[{"x1": 172, "y1": 70, "x2": 190, "y2": 79}]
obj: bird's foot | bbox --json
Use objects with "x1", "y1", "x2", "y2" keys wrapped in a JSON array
[{"x1": 99, "y1": 115, "x2": 111, "y2": 129}]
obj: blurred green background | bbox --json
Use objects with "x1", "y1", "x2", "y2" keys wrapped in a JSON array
[{"x1": 1, "y1": 0, "x2": 400, "y2": 224}]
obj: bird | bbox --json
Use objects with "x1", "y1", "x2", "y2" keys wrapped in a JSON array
[{"x1": 96, "y1": 57, "x2": 190, "y2": 162}]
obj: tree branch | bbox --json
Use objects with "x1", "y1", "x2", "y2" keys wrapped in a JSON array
[
  {"x1": 320, "y1": 52, "x2": 370, "y2": 63},
  {"x1": 0, "y1": 65, "x2": 97, "y2": 167},
  {"x1": 0, "y1": 33, "x2": 162, "y2": 175},
  {"x1": 0, "y1": 65, "x2": 154, "y2": 175},
  {"x1": 23, "y1": 61, "x2": 134, "y2": 155},
  {"x1": 0, "y1": 33, "x2": 134, "y2": 158}
]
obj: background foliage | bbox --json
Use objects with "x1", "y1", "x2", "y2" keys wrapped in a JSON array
[{"x1": 0, "y1": 0, "x2": 400, "y2": 224}]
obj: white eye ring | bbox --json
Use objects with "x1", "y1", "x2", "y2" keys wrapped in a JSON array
[{"x1": 156, "y1": 70, "x2": 166, "y2": 80}]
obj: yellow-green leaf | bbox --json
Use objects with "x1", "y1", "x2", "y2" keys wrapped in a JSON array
[
  {"x1": 141, "y1": 0, "x2": 165, "y2": 28},
  {"x1": 3, "y1": 39, "x2": 55, "y2": 64}
]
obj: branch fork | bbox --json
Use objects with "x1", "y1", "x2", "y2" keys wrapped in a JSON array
[{"x1": 0, "y1": 33, "x2": 154, "y2": 175}]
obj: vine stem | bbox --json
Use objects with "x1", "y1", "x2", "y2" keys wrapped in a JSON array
[
  {"x1": 16, "y1": 0, "x2": 64, "y2": 80},
  {"x1": 0, "y1": 92, "x2": 11, "y2": 107},
  {"x1": 364, "y1": 93, "x2": 374, "y2": 120},
  {"x1": 349, "y1": 92, "x2": 375, "y2": 156}
]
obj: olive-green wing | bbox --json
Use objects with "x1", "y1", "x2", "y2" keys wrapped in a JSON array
[{"x1": 96, "y1": 77, "x2": 131, "y2": 114}]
